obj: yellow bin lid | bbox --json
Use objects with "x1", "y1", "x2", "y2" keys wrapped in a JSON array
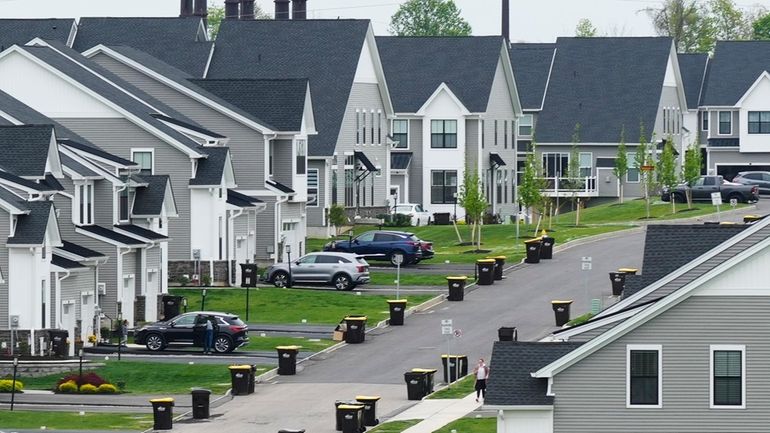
[
  {"x1": 720, "y1": 221, "x2": 736, "y2": 225},
  {"x1": 476, "y1": 259, "x2": 496, "y2": 264},
  {"x1": 489, "y1": 256, "x2": 507, "y2": 260},
  {"x1": 441, "y1": 354, "x2": 465, "y2": 358},
  {"x1": 446, "y1": 276, "x2": 468, "y2": 280},
  {"x1": 524, "y1": 238, "x2": 542, "y2": 243},
  {"x1": 228, "y1": 364, "x2": 252, "y2": 370},
  {"x1": 276, "y1": 345, "x2": 301, "y2": 350},
  {"x1": 337, "y1": 404, "x2": 365, "y2": 410},
  {"x1": 412, "y1": 368, "x2": 438, "y2": 373},
  {"x1": 356, "y1": 395, "x2": 381, "y2": 402},
  {"x1": 344, "y1": 316, "x2": 367, "y2": 321},
  {"x1": 387, "y1": 299, "x2": 408, "y2": 304},
  {"x1": 150, "y1": 397, "x2": 175, "y2": 403},
  {"x1": 618, "y1": 268, "x2": 638, "y2": 273},
  {"x1": 551, "y1": 300, "x2": 573, "y2": 304}
]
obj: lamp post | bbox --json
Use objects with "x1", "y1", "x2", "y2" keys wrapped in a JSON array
[
  {"x1": 78, "y1": 349, "x2": 84, "y2": 388},
  {"x1": 286, "y1": 244, "x2": 293, "y2": 289},
  {"x1": 453, "y1": 192, "x2": 458, "y2": 222},
  {"x1": 10, "y1": 357, "x2": 18, "y2": 411},
  {"x1": 201, "y1": 289, "x2": 207, "y2": 311}
]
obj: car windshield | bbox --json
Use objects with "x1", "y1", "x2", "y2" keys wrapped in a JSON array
[
  {"x1": 394, "y1": 205, "x2": 412, "y2": 212},
  {"x1": 408, "y1": 235, "x2": 421, "y2": 242}
]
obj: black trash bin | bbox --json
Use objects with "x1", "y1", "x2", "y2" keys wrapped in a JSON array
[
  {"x1": 540, "y1": 235, "x2": 555, "y2": 259},
  {"x1": 161, "y1": 295, "x2": 183, "y2": 320},
  {"x1": 404, "y1": 370, "x2": 428, "y2": 400},
  {"x1": 48, "y1": 329, "x2": 68, "y2": 357},
  {"x1": 433, "y1": 212, "x2": 451, "y2": 225},
  {"x1": 355, "y1": 395, "x2": 381, "y2": 426},
  {"x1": 609, "y1": 272, "x2": 626, "y2": 296},
  {"x1": 228, "y1": 365, "x2": 252, "y2": 395},
  {"x1": 441, "y1": 354, "x2": 468, "y2": 384},
  {"x1": 338, "y1": 404, "x2": 364, "y2": 433},
  {"x1": 334, "y1": 400, "x2": 358, "y2": 431},
  {"x1": 524, "y1": 238, "x2": 542, "y2": 264},
  {"x1": 488, "y1": 256, "x2": 506, "y2": 280},
  {"x1": 149, "y1": 398, "x2": 174, "y2": 430},
  {"x1": 249, "y1": 364, "x2": 257, "y2": 394},
  {"x1": 387, "y1": 299, "x2": 407, "y2": 325},
  {"x1": 411, "y1": 368, "x2": 437, "y2": 393},
  {"x1": 476, "y1": 259, "x2": 496, "y2": 285},
  {"x1": 552, "y1": 300, "x2": 573, "y2": 326},
  {"x1": 344, "y1": 316, "x2": 367, "y2": 344},
  {"x1": 446, "y1": 276, "x2": 468, "y2": 300},
  {"x1": 277, "y1": 345, "x2": 300, "y2": 375},
  {"x1": 744, "y1": 214, "x2": 762, "y2": 224},
  {"x1": 498, "y1": 326, "x2": 518, "y2": 341},
  {"x1": 191, "y1": 388, "x2": 211, "y2": 419},
  {"x1": 279, "y1": 430, "x2": 306, "y2": 433}
]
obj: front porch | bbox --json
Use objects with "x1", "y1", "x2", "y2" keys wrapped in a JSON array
[{"x1": 539, "y1": 176, "x2": 599, "y2": 197}]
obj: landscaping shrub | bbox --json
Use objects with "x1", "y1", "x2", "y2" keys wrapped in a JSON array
[
  {"x1": 56, "y1": 372, "x2": 108, "y2": 388},
  {"x1": 58, "y1": 380, "x2": 77, "y2": 393},
  {"x1": 79, "y1": 383, "x2": 98, "y2": 393},
  {"x1": 483, "y1": 213, "x2": 502, "y2": 225},
  {"x1": 0, "y1": 379, "x2": 23, "y2": 392},
  {"x1": 97, "y1": 383, "x2": 118, "y2": 394},
  {"x1": 382, "y1": 213, "x2": 411, "y2": 227}
]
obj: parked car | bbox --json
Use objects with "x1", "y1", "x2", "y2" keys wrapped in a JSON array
[
  {"x1": 134, "y1": 311, "x2": 248, "y2": 353},
  {"x1": 324, "y1": 230, "x2": 434, "y2": 266},
  {"x1": 264, "y1": 252, "x2": 370, "y2": 291},
  {"x1": 392, "y1": 203, "x2": 432, "y2": 226},
  {"x1": 732, "y1": 171, "x2": 770, "y2": 194},
  {"x1": 661, "y1": 175, "x2": 759, "y2": 203}
]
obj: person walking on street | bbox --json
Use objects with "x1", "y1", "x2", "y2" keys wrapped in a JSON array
[
  {"x1": 203, "y1": 316, "x2": 215, "y2": 354},
  {"x1": 473, "y1": 358, "x2": 490, "y2": 402},
  {"x1": 120, "y1": 320, "x2": 128, "y2": 347}
]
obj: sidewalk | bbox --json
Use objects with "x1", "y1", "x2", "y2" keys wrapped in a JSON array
[{"x1": 389, "y1": 393, "x2": 482, "y2": 433}]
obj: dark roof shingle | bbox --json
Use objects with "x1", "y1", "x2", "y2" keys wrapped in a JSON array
[
  {"x1": 58, "y1": 240, "x2": 106, "y2": 259},
  {"x1": 190, "y1": 147, "x2": 229, "y2": 186},
  {"x1": 677, "y1": 53, "x2": 708, "y2": 109},
  {"x1": 701, "y1": 41, "x2": 770, "y2": 106},
  {"x1": 7, "y1": 201, "x2": 54, "y2": 245},
  {"x1": 0, "y1": 125, "x2": 54, "y2": 177},
  {"x1": 52, "y1": 254, "x2": 86, "y2": 269},
  {"x1": 132, "y1": 175, "x2": 172, "y2": 216},
  {"x1": 509, "y1": 43, "x2": 556, "y2": 110},
  {"x1": 0, "y1": 19, "x2": 73, "y2": 50}
]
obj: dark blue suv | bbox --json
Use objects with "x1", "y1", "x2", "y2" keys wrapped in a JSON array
[{"x1": 324, "y1": 230, "x2": 434, "y2": 266}]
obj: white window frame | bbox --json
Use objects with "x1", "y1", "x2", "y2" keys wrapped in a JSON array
[
  {"x1": 519, "y1": 114, "x2": 534, "y2": 137},
  {"x1": 718, "y1": 111, "x2": 733, "y2": 136},
  {"x1": 627, "y1": 153, "x2": 640, "y2": 183},
  {"x1": 307, "y1": 168, "x2": 319, "y2": 207},
  {"x1": 73, "y1": 181, "x2": 95, "y2": 226},
  {"x1": 579, "y1": 152, "x2": 593, "y2": 178},
  {"x1": 626, "y1": 344, "x2": 662, "y2": 409},
  {"x1": 710, "y1": 344, "x2": 746, "y2": 409},
  {"x1": 131, "y1": 148, "x2": 155, "y2": 175},
  {"x1": 392, "y1": 119, "x2": 409, "y2": 149},
  {"x1": 702, "y1": 111, "x2": 709, "y2": 131},
  {"x1": 268, "y1": 141, "x2": 275, "y2": 177}
]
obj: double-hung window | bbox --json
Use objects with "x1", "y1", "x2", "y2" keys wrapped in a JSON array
[
  {"x1": 748, "y1": 111, "x2": 770, "y2": 134},
  {"x1": 627, "y1": 345, "x2": 662, "y2": 407},
  {"x1": 307, "y1": 169, "x2": 318, "y2": 207},
  {"x1": 295, "y1": 139, "x2": 307, "y2": 175},
  {"x1": 132, "y1": 149, "x2": 153, "y2": 175},
  {"x1": 702, "y1": 111, "x2": 709, "y2": 131},
  {"x1": 519, "y1": 114, "x2": 533, "y2": 136},
  {"x1": 119, "y1": 185, "x2": 130, "y2": 222},
  {"x1": 431, "y1": 170, "x2": 457, "y2": 204},
  {"x1": 431, "y1": 120, "x2": 457, "y2": 148},
  {"x1": 718, "y1": 111, "x2": 732, "y2": 135},
  {"x1": 711, "y1": 345, "x2": 745, "y2": 408},
  {"x1": 579, "y1": 152, "x2": 592, "y2": 178},
  {"x1": 627, "y1": 153, "x2": 640, "y2": 183},
  {"x1": 75, "y1": 182, "x2": 94, "y2": 225},
  {"x1": 392, "y1": 120, "x2": 409, "y2": 148}
]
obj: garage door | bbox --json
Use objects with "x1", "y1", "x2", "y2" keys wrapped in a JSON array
[{"x1": 716, "y1": 165, "x2": 770, "y2": 181}]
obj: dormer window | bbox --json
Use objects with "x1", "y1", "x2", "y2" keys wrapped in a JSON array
[
  {"x1": 131, "y1": 149, "x2": 154, "y2": 175},
  {"x1": 74, "y1": 182, "x2": 94, "y2": 225}
]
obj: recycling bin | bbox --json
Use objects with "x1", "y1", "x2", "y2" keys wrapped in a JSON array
[
  {"x1": 278, "y1": 430, "x2": 306, "y2": 433},
  {"x1": 552, "y1": 300, "x2": 573, "y2": 326},
  {"x1": 48, "y1": 329, "x2": 68, "y2": 357},
  {"x1": 149, "y1": 398, "x2": 174, "y2": 430},
  {"x1": 355, "y1": 395, "x2": 381, "y2": 426},
  {"x1": 433, "y1": 212, "x2": 451, "y2": 225},
  {"x1": 334, "y1": 400, "x2": 357, "y2": 431},
  {"x1": 387, "y1": 299, "x2": 407, "y2": 325},
  {"x1": 404, "y1": 370, "x2": 428, "y2": 400},
  {"x1": 498, "y1": 326, "x2": 517, "y2": 341},
  {"x1": 609, "y1": 272, "x2": 626, "y2": 296},
  {"x1": 344, "y1": 316, "x2": 367, "y2": 344},
  {"x1": 411, "y1": 368, "x2": 437, "y2": 393},
  {"x1": 337, "y1": 404, "x2": 364, "y2": 433},
  {"x1": 276, "y1": 346, "x2": 300, "y2": 375},
  {"x1": 618, "y1": 268, "x2": 638, "y2": 275},
  {"x1": 228, "y1": 365, "x2": 252, "y2": 395},
  {"x1": 161, "y1": 295, "x2": 183, "y2": 320},
  {"x1": 540, "y1": 235, "x2": 555, "y2": 259},
  {"x1": 446, "y1": 276, "x2": 468, "y2": 300},
  {"x1": 524, "y1": 238, "x2": 542, "y2": 264},
  {"x1": 488, "y1": 256, "x2": 506, "y2": 280},
  {"x1": 249, "y1": 364, "x2": 257, "y2": 394},
  {"x1": 476, "y1": 259, "x2": 496, "y2": 285},
  {"x1": 441, "y1": 354, "x2": 468, "y2": 384},
  {"x1": 191, "y1": 388, "x2": 211, "y2": 419}
]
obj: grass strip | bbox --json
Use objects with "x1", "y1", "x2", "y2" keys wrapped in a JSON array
[
  {"x1": 368, "y1": 419, "x2": 421, "y2": 432},
  {"x1": 432, "y1": 417, "x2": 496, "y2": 433},
  {"x1": 0, "y1": 410, "x2": 153, "y2": 430},
  {"x1": 427, "y1": 375, "x2": 476, "y2": 399}
]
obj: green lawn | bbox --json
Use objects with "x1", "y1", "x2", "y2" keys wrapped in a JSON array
[
  {"x1": 0, "y1": 411, "x2": 153, "y2": 431},
  {"x1": 427, "y1": 374, "x2": 475, "y2": 399},
  {"x1": 170, "y1": 288, "x2": 431, "y2": 325},
  {"x1": 556, "y1": 198, "x2": 748, "y2": 225},
  {"x1": 242, "y1": 335, "x2": 336, "y2": 352},
  {"x1": 369, "y1": 420, "x2": 421, "y2": 432},
  {"x1": 432, "y1": 417, "x2": 496, "y2": 433},
  {"x1": 19, "y1": 361, "x2": 266, "y2": 394}
]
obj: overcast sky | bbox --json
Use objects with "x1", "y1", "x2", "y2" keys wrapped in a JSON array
[{"x1": 2, "y1": 0, "x2": 770, "y2": 42}]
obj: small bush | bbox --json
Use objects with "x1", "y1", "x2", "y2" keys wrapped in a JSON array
[
  {"x1": 56, "y1": 372, "x2": 108, "y2": 388},
  {"x1": 58, "y1": 380, "x2": 77, "y2": 393},
  {"x1": 79, "y1": 383, "x2": 98, "y2": 393},
  {"x1": 176, "y1": 275, "x2": 190, "y2": 287},
  {"x1": 201, "y1": 275, "x2": 212, "y2": 286},
  {"x1": 97, "y1": 383, "x2": 118, "y2": 394},
  {"x1": 0, "y1": 379, "x2": 23, "y2": 392},
  {"x1": 385, "y1": 213, "x2": 412, "y2": 227}
]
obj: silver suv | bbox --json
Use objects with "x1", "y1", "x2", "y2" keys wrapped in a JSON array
[{"x1": 264, "y1": 252, "x2": 370, "y2": 291}]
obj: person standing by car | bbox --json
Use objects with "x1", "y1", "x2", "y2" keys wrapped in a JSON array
[
  {"x1": 120, "y1": 320, "x2": 128, "y2": 347},
  {"x1": 473, "y1": 358, "x2": 490, "y2": 402},
  {"x1": 203, "y1": 315, "x2": 216, "y2": 354}
]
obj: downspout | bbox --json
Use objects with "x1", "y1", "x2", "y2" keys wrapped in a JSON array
[
  {"x1": 227, "y1": 208, "x2": 244, "y2": 285},
  {"x1": 275, "y1": 195, "x2": 288, "y2": 263},
  {"x1": 55, "y1": 269, "x2": 72, "y2": 329}
]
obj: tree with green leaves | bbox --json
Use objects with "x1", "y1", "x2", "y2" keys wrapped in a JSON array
[
  {"x1": 457, "y1": 169, "x2": 487, "y2": 251},
  {"x1": 614, "y1": 127, "x2": 629, "y2": 204},
  {"x1": 658, "y1": 136, "x2": 678, "y2": 214},
  {"x1": 208, "y1": 4, "x2": 270, "y2": 39},
  {"x1": 389, "y1": 0, "x2": 472, "y2": 36},
  {"x1": 646, "y1": 0, "x2": 713, "y2": 53},
  {"x1": 635, "y1": 123, "x2": 654, "y2": 218},
  {"x1": 753, "y1": 12, "x2": 770, "y2": 39},
  {"x1": 709, "y1": 0, "x2": 756, "y2": 41},
  {"x1": 519, "y1": 142, "x2": 546, "y2": 236},
  {"x1": 568, "y1": 124, "x2": 583, "y2": 225},
  {"x1": 682, "y1": 141, "x2": 702, "y2": 209},
  {"x1": 575, "y1": 18, "x2": 598, "y2": 37},
  {"x1": 328, "y1": 204, "x2": 347, "y2": 236}
]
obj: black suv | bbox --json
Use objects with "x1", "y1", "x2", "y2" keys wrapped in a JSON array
[{"x1": 134, "y1": 311, "x2": 249, "y2": 353}]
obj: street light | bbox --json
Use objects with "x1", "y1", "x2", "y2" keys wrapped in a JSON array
[
  {"x1": 10, "y1": 357, "x2": 18, "y2": 411},
  {"x1": 286, "y1": 244, "x2": 293, "y2": 288},
  {"x1": 453, "y1": 192, "x2": 458, "y2": 222},
  {"x1": 201, "y1": 289, "x2": 207, "y2": 311},
  {"x1": 78, "y1": 349, "x2": 84, "y2": 388}
]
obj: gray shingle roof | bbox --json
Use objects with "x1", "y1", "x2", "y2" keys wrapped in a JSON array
[
  {"x1": 509, "y1": 43, "x2": 556, "y2": 110},
  {"x1": 0, "y1": 19, "x2": 73, "y2": 50},
  {"x1": 190, "y1": 147, "x2": 229, "y2": 186},
  {"x1": 536, "y1": 37, "x2": 673, "y2": 143},
  {"x1": 73, "y1": 17, "x2": 212, "y2": 77},
  {"x1": 132, "y1": 175, "x2": 172, "y2": 216},
  {"x1": 58, "y1": 139, "x2": 136, "y2": 167},
  {"x1": 7, "y1": 201, "x2": 54, "y2": 245},
  {"x1": 151, "y1": 113, "x2": 226, "y2": 139},
  {"x1": 58, "y1": 240, "x2": 106, "y2": 259},
  {"x1": 208, "y1": 19, "x2": 370, "y2": 156},
  {"x1": 677, "y1": 53, "x2": 708, "y2": 110},
  {"x1": 0, "y1": 170, "x2": 58, "y2": 193},
  {"x1": 189, "y1": 79, "x2": 308, "y2": 132},
  {"x1": 0, "y1": 186, "x2": 28, "y2": 211},
  {"x1": 701, "y1": 41, "x2": 770, "y2": 106},
  {"x1": 376, "y1": 36, "x2": 504, "y2": 113},
  {"x1": 60, "y1": 154, "x2": 99, "y2": 178},
  {"x1": 78, "y1": 225, "x2": 146, "y2": 247},
  {"x1": 0, "y1": 125, "x2": 54, "y2": 177},
  {"x1": 227, "y1": 189, "x2": 263, "y2": 207},
  {"x1": 52, "y1": 254, "x2": 86, "y2": 269},
  {"x1": 114, "y1": 224, "x2": 167, "y2": 241},
  {"x1": 486, "y1": 341, "x2": 583, "y2": 406}
]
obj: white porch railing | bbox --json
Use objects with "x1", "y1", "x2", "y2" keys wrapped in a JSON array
[{"x1": 538, "y1": 176, "x2": 599, "y2": 197}]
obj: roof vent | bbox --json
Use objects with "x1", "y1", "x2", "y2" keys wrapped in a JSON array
[
  {"x1": 275, "y1": 0, "x2": 290, "y2": 20},
  {"x1": 225, "y1": 0, "x2": 240, "y2": 20},
  {"x1": 180, "y1": 0, "x2": 193, "y2": 17}
]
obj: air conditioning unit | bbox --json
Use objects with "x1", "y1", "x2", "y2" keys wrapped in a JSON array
[
  {"x1": 97, "y1": 283, "x2": 106, "y2": 295},
  {"x1": 192, "y1": 249, "x2": 201, "y2": 260}
]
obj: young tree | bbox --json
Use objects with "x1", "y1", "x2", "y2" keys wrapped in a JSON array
[
  {"x1": 635, "y1": 123, "x2": 653, "y2": 218},
  {"x1": 389, "y1": 0, "x2": 472, "y2": 36},
  {"x1": 614, "y1": 127, "x2": 629, "y2": 204},
  {"x1": 575, "y1": 18, "x2": 598, "y2": 37},
  {"x1": 658, "y1": 136, "x2": 679, "y2": 214},
  {"x1": 682, "y1": 141, "x2": 702, "y2": 209},
  {"x1": 457, "y1": 169, "x2": 487, "y2": 251},
  {"x1": 568, "y1": 124, "x2": 582, "y2": 225},
  {"x1": 753, "y1": 12, "x2": 770, "y2": 39},
  {"x1": 646, "y1": 0, "x2": 713, "y2": 53},
  {"x1": 519, "y1": 142, "x2": 545, "y2": 236},
  {"x1": 328, "y1": 205, "x2": 347, "y2": 237}
]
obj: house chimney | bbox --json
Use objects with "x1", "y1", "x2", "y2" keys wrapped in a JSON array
[
  {"x1": 501, "y1": 0, "x2": 510, "y2": 42},
  {"x1": 180, "y1": 0, "x2": 193, "y2": 17},
  {"x1": 240, "y1": 0, "x2": 255, "y2": 19},
  {"x1": 275, "y1": 0, "x2": 290, "y2": 20},
  {"x1": 225, "y1": 0, "x2": 240, "y2": 20},
  {"x1": 292, "y1": 0, "x2": 307, "y2": 20},
  {"x1": 193, "y1": 0, "x2": 208, "y2": 20}
]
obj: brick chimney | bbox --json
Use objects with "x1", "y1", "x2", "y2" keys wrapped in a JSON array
[
  {"x1": 224, "y1": 0, "x2": 239, "y2": 20},
  {"x1": 275, "y1": 0, "x2": 290, "y2": 20},
  {"x1": 180, "y1": 0, "x2": 193, "y2": 17},
  {"x1": 292, "y1": 0, "x2": 307, "y2": 20},
  {"x1": 502, "y1": 0, "x2": 509, "y2": 42},
  {"x1": 240, "y1": 0, "x2": 255, "y2": 19}
]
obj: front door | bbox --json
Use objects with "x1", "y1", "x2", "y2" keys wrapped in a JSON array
[
  {"x1": 61, "y1": 302, "x2": 76, "y2": 356},
  {"x1": 542, "y1": 153, "x2": 569, "y2": 179}
]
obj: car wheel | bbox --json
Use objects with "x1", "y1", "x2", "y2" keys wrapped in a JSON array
[
  {"x1": 272, "y1": 271, "x2": 290, "y2": 288},
  {"x1": 145, "y1": 333, "x2": 165, "y2": 352},
  {"x1": 214, "y1": 335, "x2": 234, "y2": 353},
  {"x1": 728, "y1": 192, "x2": 745, "y2": 203},
  {"x1": 333, "y1": 273, "x2": 352, "y2": 291},
  {"x1": 390, "y1": 251, "x2": 406, "y2": 267}
]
